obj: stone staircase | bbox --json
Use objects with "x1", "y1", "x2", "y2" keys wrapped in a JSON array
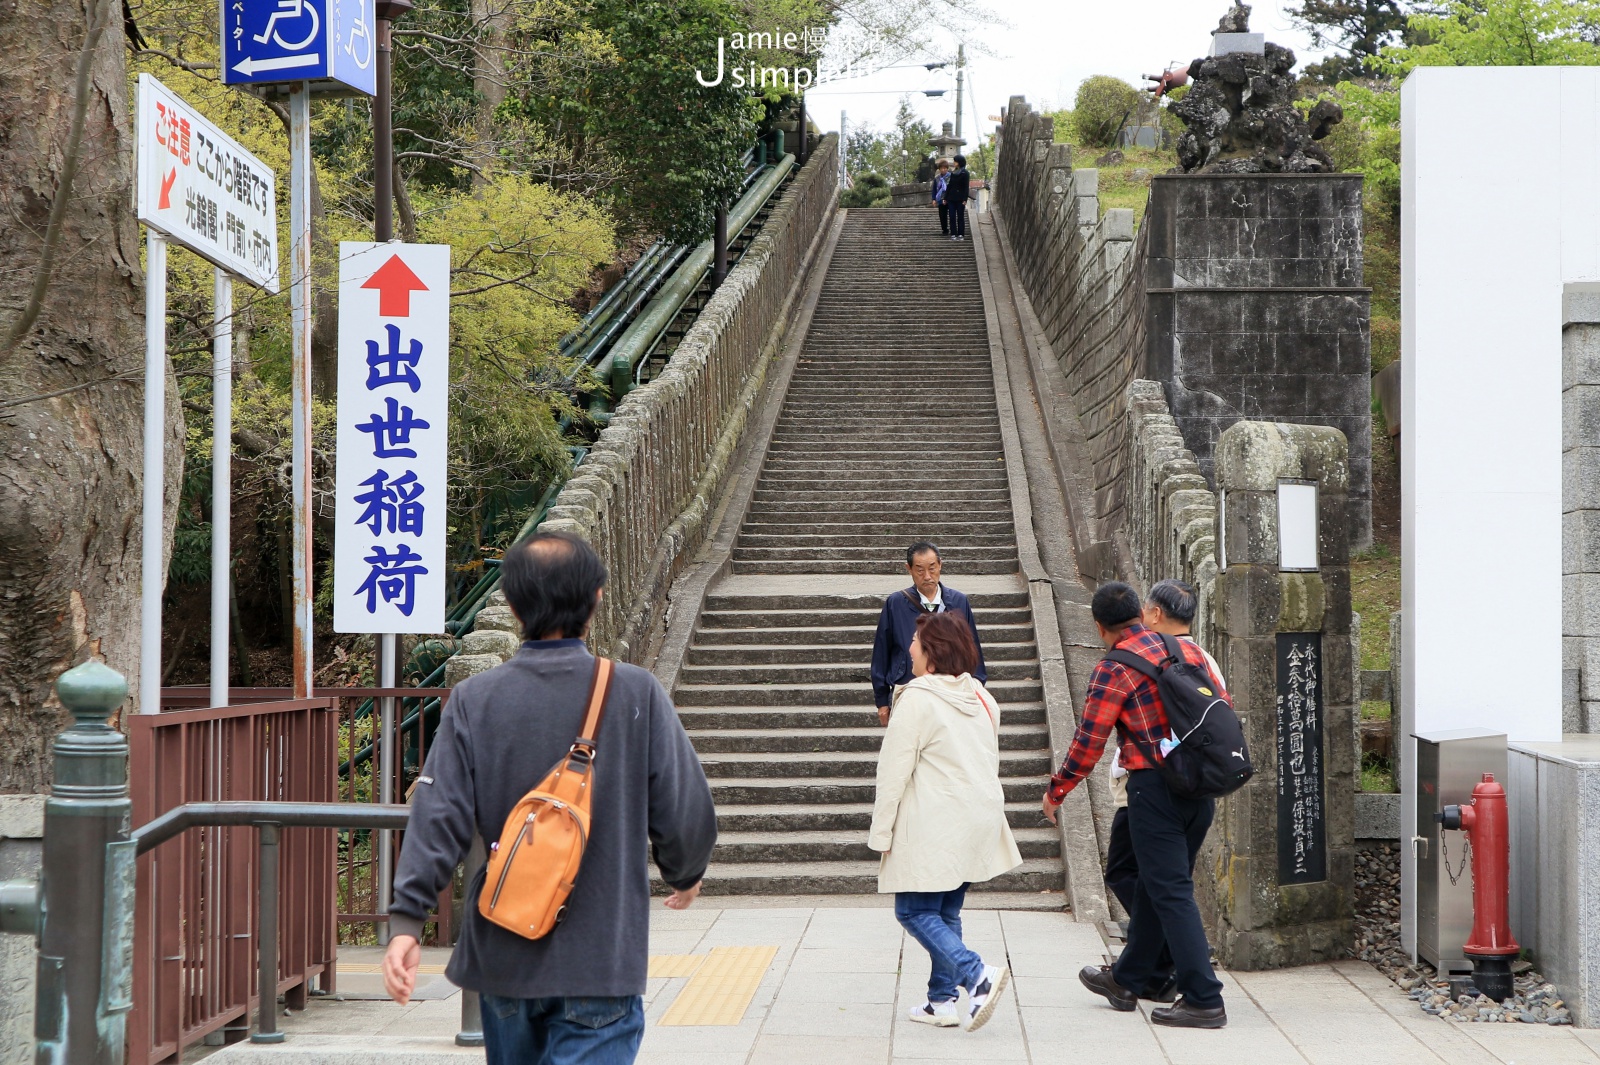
[{"x1": 668, "y1": 211, "x2": 1064, "y2": 905}]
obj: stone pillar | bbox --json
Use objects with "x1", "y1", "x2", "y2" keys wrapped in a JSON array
[
  {"x1": 1563, "y1": 284, "x2": 1600, "y2": 733},
  {"x1": 1141, "y1": 174, "x2": 1373, "y2": 550},
  {"x1": 1199, "y1": 420, "x2": 1356, "y2": 969}
]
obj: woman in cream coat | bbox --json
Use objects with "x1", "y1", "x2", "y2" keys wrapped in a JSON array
[{"x1": 869, "y1": 611, "x2": 1023, "y2": 1032}]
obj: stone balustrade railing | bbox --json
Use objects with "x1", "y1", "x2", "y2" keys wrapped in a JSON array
[
  {"x1": 993, "y1": 96, "x2": 1146, "y2": 543},
  {"x1": 1124, "y1": 379, "x2": 1219, "y2": 649},
  {"x1": 445, "y1": 136, "x2": 841, "y2": 679}
]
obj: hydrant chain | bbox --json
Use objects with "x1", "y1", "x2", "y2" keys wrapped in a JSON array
[{"x1": 1441, "y1": 830, "x2": 1472, "y2": 887}]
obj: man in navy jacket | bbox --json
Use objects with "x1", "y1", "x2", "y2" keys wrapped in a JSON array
[{"x1": 871, "y1": 541, "x2": 988, "y2": 724}]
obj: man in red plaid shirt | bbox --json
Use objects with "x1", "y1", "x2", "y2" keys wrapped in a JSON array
[{"x1": 1041, "y1": 581, "x2": 1227, "y2": 1029}]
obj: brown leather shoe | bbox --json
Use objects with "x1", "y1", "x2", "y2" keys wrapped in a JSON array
[
  {"x1": 1078, "y1": 965, "x2": 1137, "y2": 1012},
  {"x1": 1151, "y1": 998, "x2": 1227, "y2": 1029}
]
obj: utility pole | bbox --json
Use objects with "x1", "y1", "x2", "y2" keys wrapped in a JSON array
[
  {"x1": 954, "y1": 43, "x2": 965, "y2": 144},
  {"x1": 840, "y1": 110, "x2": 847, "y2": 186}
]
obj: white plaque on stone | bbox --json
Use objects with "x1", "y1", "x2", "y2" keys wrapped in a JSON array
[{"x1": 1210, "y1": 32, "x2": 1265, "y2": 57}]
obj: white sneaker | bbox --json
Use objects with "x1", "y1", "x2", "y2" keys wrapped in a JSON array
[
  {"x1": 961, "y1": 964, "x2": 1010, "y2": 1031},
  {"x1": 908, "y1": 1000, "x2": 960, "y2": 1027}
]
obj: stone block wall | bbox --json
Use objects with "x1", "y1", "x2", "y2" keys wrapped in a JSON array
[
  {"x1": 1143, "y1": 175, "x2": 1373, "y2": 548},
  {"x1": 992, "y1": 97, "x2": 1373, "y2": 555},
  {"x1": 1564, "y1": 286, "x2": 1600, "y2": 733},
  {"x1": 450, "y1": 136, "x2": 840, "y2": 672},
  {"x1": 0, "y1": 796, "x2": 43, "y2": 1065},
  {"x1": 994, "y1": 97, "x2": 1144, "y2": 540}
]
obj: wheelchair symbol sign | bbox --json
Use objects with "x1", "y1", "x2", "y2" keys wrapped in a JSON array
[{"x1": 223, "y1": 0, "x2": 375, "y2": 96}]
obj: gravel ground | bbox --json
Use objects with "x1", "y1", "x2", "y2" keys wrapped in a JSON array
[{"x1": 1352, "y1": 841, "x2": 1570, "y2": 1025}]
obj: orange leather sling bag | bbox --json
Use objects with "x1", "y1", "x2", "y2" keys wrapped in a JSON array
[{"x1": 479, "y1": 657, "x2": 614, "y2": 939}]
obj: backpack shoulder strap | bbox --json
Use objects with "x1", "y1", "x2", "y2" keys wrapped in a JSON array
[
  {"x1": 573, "y1": 657, "x2": 614, "y2": 752},
  {"x1": 1105, "y1": 648, "x2": 1161, "y2": 682},
  {"x1": 1157, "y1": 633, "x2": 1184, "y2": 663}
]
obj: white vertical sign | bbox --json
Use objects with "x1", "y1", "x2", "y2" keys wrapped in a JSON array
[{"x1": 334, "y1": 243, "x2": 451, "y2": 633}]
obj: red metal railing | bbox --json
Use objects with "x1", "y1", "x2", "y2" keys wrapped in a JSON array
[
  {"x1": 160, "y1": 686, "x2": 453, "y2": 944},
  {"x1": 129, "y1": 698, "x2": 338, "y2": 1065}
]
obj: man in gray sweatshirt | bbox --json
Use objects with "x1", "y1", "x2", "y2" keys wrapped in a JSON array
[{"x1": 382, "y1": 531, "x2": 717, "y2": 1064}]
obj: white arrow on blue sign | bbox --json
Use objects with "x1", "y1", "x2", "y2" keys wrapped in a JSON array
[{"x1": 222, "y1": 0, "x2": 376, "y2": 96}]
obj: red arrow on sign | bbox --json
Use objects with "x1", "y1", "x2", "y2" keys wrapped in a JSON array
[
  {"x1": 361, "y1": 254, "x2": 429, "y2": 317},
  {"x1": 158, "y1": 168, "x2": 177, "y2": 210}
]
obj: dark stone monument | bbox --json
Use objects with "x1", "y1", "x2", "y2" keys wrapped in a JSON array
[{"x1": 1276, "y1": 632, "x2": 1328, "y2": 885}]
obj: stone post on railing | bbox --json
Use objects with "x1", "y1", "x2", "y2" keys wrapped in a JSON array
[{"x1": 1199, "y1": 421, "x2": 1357, "y2": 968}]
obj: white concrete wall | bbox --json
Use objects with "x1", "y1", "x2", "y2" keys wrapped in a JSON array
[{"x1": 1400, "y1": 67, "x2": 1600, "y2": 953}]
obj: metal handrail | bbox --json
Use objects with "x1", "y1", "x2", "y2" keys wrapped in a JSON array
[{"x1": 131, "y1": 801, "x2": 485, "y2": 1048}]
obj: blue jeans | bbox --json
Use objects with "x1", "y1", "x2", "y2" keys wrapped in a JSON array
[
  {"x1": 895, "y1": 884, "x2": 984, "y2": 1003},
  {"x1": 480, "y1": 994, "x2": 644, "y2": 1065}
]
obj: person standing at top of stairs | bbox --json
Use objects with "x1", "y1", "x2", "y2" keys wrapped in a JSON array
[
  {"x1": 943, "y1": 155, "x2": 971, "y2": 241},
  {"x1": 871, "y1": 541, "x2": 987, "y2": 726}
]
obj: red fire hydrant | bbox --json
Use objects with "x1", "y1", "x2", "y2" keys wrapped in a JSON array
[{"x1": 1439, "y1": 773, "x2": 1520, "y2": 1001}]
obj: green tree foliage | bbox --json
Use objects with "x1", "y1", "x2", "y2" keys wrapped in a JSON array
[
  {"x1": 843, "y1": 97, "x2": 935, "y2": 185},
  {"x1": 511, "y1": 0, "x2": 762, "y2": 244},
  {"x1": 840, "y1": 172, "x2": 892, "y2": 208},
  {"x1": 1073, "y1": 75, "x2": 1140, "y2": 149},
  {"x1": 1288, "y1": 1, "x2": 1414, "y2": 82},
  {"x1": 1378, "y1": 0, "x2": 1600, "y2": 71}
]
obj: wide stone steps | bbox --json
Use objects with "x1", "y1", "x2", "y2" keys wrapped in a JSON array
[
  {"x1": 686, "y1": 641, "x2": 1035, "y2": 665},
  {"x1": 662, "y1": 210, "x2": 1062, "y2": 904},
  {"x1": 715, "y1": 801, "x2": 1047, "y2": 832},
  {"x1": 676, "y1": 703, "x2": 1047, "y2": 730},
  {"x1": 676, "y1": 678, "x2": 1044, "y2": 706},
  {"x1": 688, "y1": 623, "x2": 1036, "y2": 648},
  {"x1": 711, "y1": 827, "x2": 1060, "y2": 864},
  {"x1": 685, "y1": 723, "x2": 1050, "y2": 753},
  {"x1": 695, "y1": 605, "x2": 1032, "y2": 628},
  {"x1": 707, "y1": 776, "x2": 1052, "y2": 806},
  {"x1": 681, "y1": 859, "x2": 1063, "y2": 896},
  {"x1": 732, "y1": 558, "x2": 1019, "y2": 575},
  {"x1": 676, "y1": 658, "x2": 1039, "y2": 686}
]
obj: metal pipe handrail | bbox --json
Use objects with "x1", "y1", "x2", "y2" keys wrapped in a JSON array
[
  {"x1": 131, "y1": 801, "x2": 412, "y2": 854},
  {"x1": 128, "y1": 801, "x2": 483, "y2": 1046}
]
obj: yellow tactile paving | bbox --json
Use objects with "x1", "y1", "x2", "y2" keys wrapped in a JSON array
[
  {"x1": 647, "y1": 954, "x2": 705, "y2": 978},
  {"x1": 656, "y1": 945, "x2": 779, "y2": 1026}
]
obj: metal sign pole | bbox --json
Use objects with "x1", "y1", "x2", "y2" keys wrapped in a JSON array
[
  {"x1": 289, "y1": 86, "x2": 315, "y2": 699},
  {"x1": 376, "y1": 631, "x2": 396, "y2": 945},
  {"x1": 140, "y1": 232, "x2": 168, "y2": 715},
  {"x1": 211, "y1": 269, "x2": 233, "y2": 709}
]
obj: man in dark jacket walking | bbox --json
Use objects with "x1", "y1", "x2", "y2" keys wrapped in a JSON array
[
  {"x1": 871, "y1": 541, "x2": 987, "y2": 724},
  {"x1": 383, "y1": 531, "x2": 716, "y2": 1064},
  {"x1": 943, "y1": 155, "x2": 971, "y2": 241}
]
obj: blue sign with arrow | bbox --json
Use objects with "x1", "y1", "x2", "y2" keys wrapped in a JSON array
[{"x1": 222, "y1": 0, "x2": 376, "y2": 96}]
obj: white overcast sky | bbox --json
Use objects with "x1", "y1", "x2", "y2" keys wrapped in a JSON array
[{"x1": 809, "y1": 1, "x2": 1335, "y2": 139}]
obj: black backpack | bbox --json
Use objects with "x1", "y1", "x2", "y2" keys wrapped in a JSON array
[{"x1": 1105, "y1": 634, "x2": 1254, "y2": 800}]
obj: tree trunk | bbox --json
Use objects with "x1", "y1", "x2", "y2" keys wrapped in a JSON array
[
  {"x1": 470, "y1": 0, "x2": 510, "y2": 186},
  {"x1": 0, "y1": 0, "x2": 183, "y2": 789}
]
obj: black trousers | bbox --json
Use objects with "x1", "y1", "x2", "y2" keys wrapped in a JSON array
[
  {"x1": 1105, "y1": 805, "x2": 1174, "y2": 992},
  {"x1": 1110, "y1": 770, "x2": 1224, "y2": 1009},
  {"x1": 937, "y1": 202, "x2": 949, "y2": 234},
  {"x1": 948, "y1": 200, "x2": 968, "y2": 237}
]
